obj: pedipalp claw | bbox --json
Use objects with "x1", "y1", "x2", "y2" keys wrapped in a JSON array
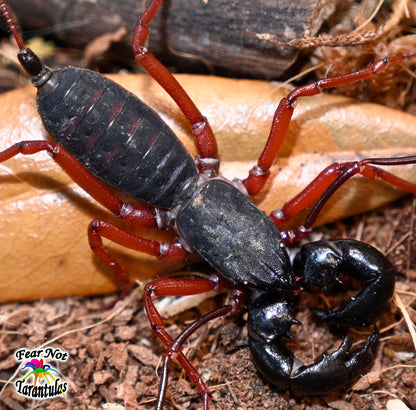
[{"x1": 290, "y1": 329, "x2": 378, "y2": 395}]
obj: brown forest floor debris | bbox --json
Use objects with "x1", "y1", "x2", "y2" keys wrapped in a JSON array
[{"x1": 0, "y1": 196, "x2": 415, "y2": 410}]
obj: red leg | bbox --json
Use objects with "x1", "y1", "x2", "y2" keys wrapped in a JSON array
[
  {"x1": 88, "y1": 218, "x2": 189, "y2": 297},
  {"x1": 144, "y1": 275, "x2": 232, "y2": 409},
  {"x1": 0, "y1": 140, "x2": 157, "y2": 227},
  {"x1": 155, "y1": 286, "x2": 244, "y2": 409},
  {"x1": 272, "y1": 156, "x2": 416, "y2": 243},
  {"x1": 133, "y1": 0, "x2": 218, "y2": 160},
  {"x1": 243, "y1": 52, "x2": 416, "y2": 196}
]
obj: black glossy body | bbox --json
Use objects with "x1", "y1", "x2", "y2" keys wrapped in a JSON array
[{"x1": 37, "y1": 68, "x2": 198, "y2": 208}]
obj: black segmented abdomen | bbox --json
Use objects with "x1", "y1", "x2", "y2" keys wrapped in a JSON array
[{"x1": 36, "y1": 67, "x2": 198, "y2": 209}]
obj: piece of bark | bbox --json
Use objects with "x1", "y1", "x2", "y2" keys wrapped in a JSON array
[
  {"x1": 4, "y1": 0, "x2": 334, "y2": 78},
  {"x1": 1, "y1": 74, "x2": 416, "y2": 302}
]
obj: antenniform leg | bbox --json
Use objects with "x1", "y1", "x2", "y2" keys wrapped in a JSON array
[
  {"x1": 248, "y1": 239, "x2": 392, "y2": 395},
  {"x1": 152, "y1": 284, "x2": 244, "y2": 409}
]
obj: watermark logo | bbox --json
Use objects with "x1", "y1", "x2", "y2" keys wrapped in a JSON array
[{"x1": 14, "y1": 347, "x2": 69, "y2": 400}]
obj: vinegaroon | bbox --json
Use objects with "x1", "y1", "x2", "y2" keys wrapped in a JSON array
[{"x1": 1, "y1": 0, "x2": 416, "y2": 408}]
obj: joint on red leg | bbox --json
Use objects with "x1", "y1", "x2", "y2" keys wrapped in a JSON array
[
  {"x1": 195, "y1": 155, "x2": 220, "y2": 177},
  {"x1": 144, "y1": 281, "x2": 158, "y2": 299},
  {"x1": 243, "y1": 165, "x2": 270, "y2": 195},
  {"x1": 208, "y1": 272, "x2": 232, "y2": 292},
  {"x1": 159, "y1": 242, "x2": 188, "y2": 261},
  {"x1": 296, "y1": 225, "x2": 313, "y2": 240},
  {"x1": 281, "y1": 226, "x2": 313, "y2": 245},
  {"x1": 286, "y1": 92, "x2": 300, "y2": 108},
  {"x1": 155, "y1": 208, "x2": 175, "y2": 230},
  {"x1": 132, "y1": 21, "x2": 149, "y2": 55},
  {"x1": 192, "y1": 117, "x2": 218, "y2": 158},
  {"x1": 88, "y1": 219, "x2": 102, "y2": 247},
  {"x1": 310, "y1": 81, "x2": 323, "y2": 95},
  {"x1": 230, "y1": 287, "x2": 245, "y2": 315},
  {"x1": 280, "y1": 229, "x2": 296, "y2": 245},
  {"x1": 269, "y1": 209, "x2": 289, "y2": 228},
  {"x1": 133, "y1": 46, "x2": 148, "y2": 60},
  {"x1": 192, "y1": 116, "x2": 209, "y2": 136},
  {"x1": 48, "y1": 144, "x2": 60, "y2": 157},
  {"x1": 372, "y1": 58, "x2": 389, "y2": 73},
  {"x1": 119, "y1": 202, "x2": 157, "y2": 228}
]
